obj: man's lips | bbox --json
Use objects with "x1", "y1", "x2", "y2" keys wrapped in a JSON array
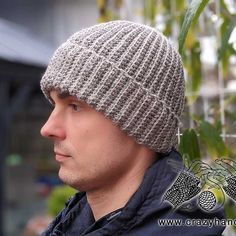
[{"x1": 54, "y1": 151, "x2": 71, "y2": 162}]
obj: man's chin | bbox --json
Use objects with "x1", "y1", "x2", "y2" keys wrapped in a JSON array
[
  {"x1": 58, "y1": 168, "x2": 76, "y2": 186},
  {"x1": 58, "y1": 169, "x2": 88, "y2": 191}
]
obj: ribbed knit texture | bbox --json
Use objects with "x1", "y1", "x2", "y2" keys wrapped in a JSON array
[{"x1": 40, "y1": 20, "x2": 185, "y2": 154}]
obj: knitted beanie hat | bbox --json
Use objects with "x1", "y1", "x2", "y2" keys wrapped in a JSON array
[{"x1": 41, "y1": 20, "x2": 185, "y2": 154}]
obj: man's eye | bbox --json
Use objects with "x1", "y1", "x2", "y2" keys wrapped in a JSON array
[{"x1": 69, "y1": 103, "x2": 81, "y2": 111}]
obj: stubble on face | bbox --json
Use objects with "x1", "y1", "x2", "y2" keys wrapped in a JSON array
[
  {"x1": 55, "y1": 131, "x2": 139, "y2": 193},
  {"x1": 43, "y1": 90, "x2": 151, "y2": 193}
]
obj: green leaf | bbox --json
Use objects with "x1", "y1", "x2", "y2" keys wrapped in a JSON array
[
  {"x1": 215, "y1": 119, "x2": 223, "y2": 133},
  {"x1": 176, "y1": 0, "x2": 185, "y2": 11},
  {"x1": 179, "y1": 129, "x2": 201, "y2": 161},
  {"x1": 225, "y1": 93, "x2": 236, "y2": 107},
  {"x1": 220, "y1": 0, "x2": 232, "y2": 18},
  {"x1": 178, "y1": 0, "x2": 209, "y2": 54},
  {"x1": 198, "y1": 121, "x2": 229, "y2": 158},
  {"x1": 218, "y1": 15, "x2": 236, "y2": 60},
  {"x1": 162, "y1": 0, "x2": 171, "y2": 11},
  {"x1": 164, "y1": 18, "x2": 172, "y2": 36},
  {"x1": 47, "y1": 185, "x2": 77, "y2": 217},
  {"x1": 186, "y1": 41, "x2": 202, "y2": 104},
  {"x1": 144, "y1": 0, "x2": 158, "y2": 26},
  {"x1": 224, "y1": 201, "x2": 236, "y2": 231},
  {"x1": 225, "y1": 110, "x2": 236, "y2": 126}
]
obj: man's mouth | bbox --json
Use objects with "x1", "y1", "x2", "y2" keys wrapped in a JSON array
[{"x1": 54, "y1": 151, "x2": 71, "y2": 162}]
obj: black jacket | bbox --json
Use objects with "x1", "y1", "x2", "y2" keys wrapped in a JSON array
[{"x1": 42, "y1": 150, "x2": 225, "y2": 236}]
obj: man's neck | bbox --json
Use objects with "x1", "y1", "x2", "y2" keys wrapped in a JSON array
[{"x1": 86, "y1": 156, "x2": 156, "y2": 221}]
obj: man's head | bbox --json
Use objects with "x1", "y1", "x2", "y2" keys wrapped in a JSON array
[{"x1": 40, "y1": 20, "x2": 185, "y2": 191}]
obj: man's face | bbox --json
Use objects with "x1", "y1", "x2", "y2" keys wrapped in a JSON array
[{"x1": 41, "y1": 90, "x2": 141, "y2": 191}]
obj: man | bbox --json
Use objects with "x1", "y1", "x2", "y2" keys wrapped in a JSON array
[{"x1": 40, "y1": 20, "x2": 225, "y2": 235}]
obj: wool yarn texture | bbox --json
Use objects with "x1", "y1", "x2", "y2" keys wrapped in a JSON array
[{"x1": 40, "y1": 20, "x2": 185, "y2": 154}]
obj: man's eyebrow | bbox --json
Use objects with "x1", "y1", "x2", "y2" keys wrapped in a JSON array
[
  {"x1": 56, "y1": 92, "x2": 87, "y2": 106},
  {"x1": 57, "y1": 92, "x2": 73, "y2": 99}
]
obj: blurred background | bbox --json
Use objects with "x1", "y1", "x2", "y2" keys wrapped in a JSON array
[{"x1": 0, "y1": 0, "x2": 236, "y2": 235}]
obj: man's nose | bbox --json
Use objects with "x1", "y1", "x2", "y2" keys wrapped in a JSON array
[{"x1": 40, "y1": 110, "x2": 66, "y2": 140}]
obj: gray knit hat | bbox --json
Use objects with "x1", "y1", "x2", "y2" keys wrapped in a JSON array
[{"x1": 40, "y1": 20, "x2": 185, "y2": 154}]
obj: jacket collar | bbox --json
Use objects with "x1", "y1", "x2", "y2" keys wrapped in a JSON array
[{"x1": 95, "y1": 149, "x2": 183, "y2": 235}]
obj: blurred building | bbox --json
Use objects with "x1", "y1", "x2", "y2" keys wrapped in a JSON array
[
  {"x1": 0, "y1": 0, "x2": 98, "y2": 47},
  {"x1": 0, "y1": 1, "x2": 98, "y2": 235}
]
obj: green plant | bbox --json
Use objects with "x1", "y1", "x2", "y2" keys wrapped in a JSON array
[
  {"x1": 47, "y1": 185, "x2": 77, "y2": 217},
  {"x1": 96, "y1": 0, "x2": 236, "y2": 160},
  {"x1": 178, "y1": 0, "x2": 236, "y2": 160}
]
